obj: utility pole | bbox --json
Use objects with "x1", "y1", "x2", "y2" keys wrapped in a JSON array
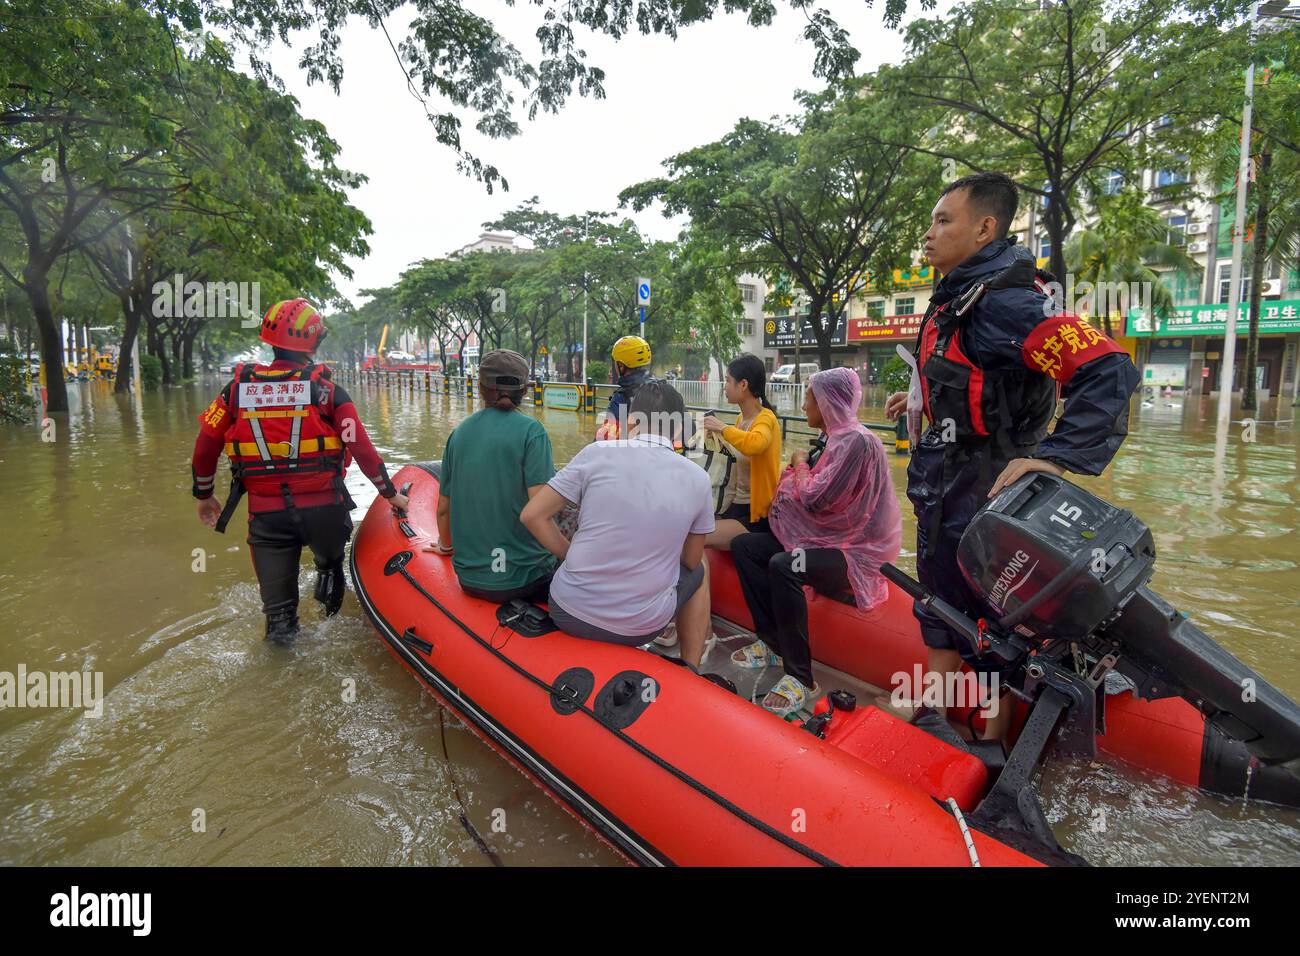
[
  {"x1": 581, "y1": 215, "x2": 589, "y2": 384},
  {"x1": 794, "y1": 293, "x2": 804, "y2": 385},
  {"x1": 1217, "y1": 1, "x2": 1260, "y2": 433}
]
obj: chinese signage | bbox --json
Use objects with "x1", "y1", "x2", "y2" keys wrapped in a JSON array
[
  {"x1": 862, "y1": 265, "x2": 934, "y2": 293},
  {"x1": 763, "y1": 312, "x2": 847, "y2": 349},
  {"x1": 849, "y1": 314, "x2": 924, "y2": 343},
  {"x1": 543, "y1": 383, "x2": 582, "y2": 410},
  {"x1": 236, "y1": 381, "x2": 308, "y2": 408},
  {"x1": 1127, "y1": 300, "x2": 1300, "y2": 337}
]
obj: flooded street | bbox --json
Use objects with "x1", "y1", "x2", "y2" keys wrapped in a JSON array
[{"x1": 2, "y1": 376, "x2": 1298, "y2": 866}]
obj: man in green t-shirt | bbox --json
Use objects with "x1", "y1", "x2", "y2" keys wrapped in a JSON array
[{"x1": 429, "y1": 350, "x2": 556, "y2": 602}]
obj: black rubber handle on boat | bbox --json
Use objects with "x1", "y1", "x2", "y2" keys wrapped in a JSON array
[
  {"x1": 881, "y1": 563, "x2": 997, "y2": 660},
  {"x1": 881, "y1": 563, "x2": 925, "y2": 601},
  {"x1": 390, "y1": 480, "x2": 413, "y2": 520}
]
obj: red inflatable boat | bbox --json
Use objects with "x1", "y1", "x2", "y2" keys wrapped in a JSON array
[{"x1": 351, "y1": 463, "x2": 1300, "y2": 865}]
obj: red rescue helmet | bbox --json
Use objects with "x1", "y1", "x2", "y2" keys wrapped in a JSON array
[{"x1": 259, "y1": 298, "x2": 327, "y2": 351}]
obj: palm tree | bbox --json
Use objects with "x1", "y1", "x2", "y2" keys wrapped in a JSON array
[{"x1": 1063, "y1": 188, "x2": 1201, "y2": 342}]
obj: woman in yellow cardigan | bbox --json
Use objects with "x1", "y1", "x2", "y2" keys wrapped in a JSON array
[{"x1": 699, "y1": 355, "x2": 782, "y2": 549}]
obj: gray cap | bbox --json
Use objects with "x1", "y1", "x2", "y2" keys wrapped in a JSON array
[{"x1": 478, "y1": 349, "x2": 530, "y2": 388}]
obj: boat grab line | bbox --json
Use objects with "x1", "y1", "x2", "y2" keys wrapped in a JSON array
[{"x1": 382, "y1": 549, "x2": 842, "y2": 867}]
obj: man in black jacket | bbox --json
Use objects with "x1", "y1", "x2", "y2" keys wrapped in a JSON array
[{"x1": 886, "y1": 172, "x2": 1140, "y2": 737}]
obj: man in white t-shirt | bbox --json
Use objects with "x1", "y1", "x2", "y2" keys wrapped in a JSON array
[{"x1": 521, "y1": 379, "x2": 715, "y2": 668}]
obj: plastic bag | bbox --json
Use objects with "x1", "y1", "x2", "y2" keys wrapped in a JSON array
[
  {"x1": 895, "y1": 343, "x2": 923, "y2": 447},
  {"x1": 685, "y1": 428, "x2": 740, "y2": 514}
]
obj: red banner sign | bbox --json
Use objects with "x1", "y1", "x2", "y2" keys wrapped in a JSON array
[{"x1": 849, "y1": 314, "x2": 924, "y2": 342}]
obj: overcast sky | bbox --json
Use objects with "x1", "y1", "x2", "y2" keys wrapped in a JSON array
[{"x1": 256, "y1": 1, "x2": 955, "y2": 303}]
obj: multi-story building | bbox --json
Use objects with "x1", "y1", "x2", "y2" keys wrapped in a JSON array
[
  {"x1": 452, "y1": 230, "x2": 527, "y2": 257},
  {"x1": 1105, "y1": 173, "x2": 1299, "y2": 404},
  {"x1": 1011, "y1": 163, "x2": 1298, "y2": 403},
  {"x1": 729, "y1": 275, "x2": 769, "y2": 372},
  {"x1": 758, "y1": 168, "x2": 1300, "y2": 405},
  {"x1": 760, "y1": 264, "x2": 935, "y2": 383}
]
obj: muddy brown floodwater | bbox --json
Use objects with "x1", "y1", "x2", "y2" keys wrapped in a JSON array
[{"x1": 1, "y1": 375, "x2": 1298, "y2": 866}]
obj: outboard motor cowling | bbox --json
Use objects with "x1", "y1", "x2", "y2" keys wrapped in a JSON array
[
  {"x1": 957, "y1": 473, "x2": 1156, "y2": 643},
  {"x1": 955, "y1": 473, "x2": 1300, "y2": 786}
]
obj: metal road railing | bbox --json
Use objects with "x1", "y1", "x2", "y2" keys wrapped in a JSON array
[{"x1": 332, "y1": 365, "x2": 897, "y2": 437}]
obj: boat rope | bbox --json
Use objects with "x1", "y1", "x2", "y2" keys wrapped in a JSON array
[
  {"x1": 437, "y1": 705, "x2": 504, "y2": 867},
  {"x1": 947, "y1": 797, "x2": 980, "y2": 867},
  {"x1": 390, "y1": 559, "x2": 842, "y2": 867}
]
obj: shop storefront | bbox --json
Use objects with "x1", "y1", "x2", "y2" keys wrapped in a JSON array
[
  {"x1": 762, "y1": 312, "x2": 856, "y2": 366},
  {"x1": 1128, "y1": 300, "x2": 1300, "y2": 398},
  {"x1": 1141, "y1": 338, "x2": 1192, "y2": 389},
  {"x1": 848, "y1": 314, "x2": 924, "y2": 383}
]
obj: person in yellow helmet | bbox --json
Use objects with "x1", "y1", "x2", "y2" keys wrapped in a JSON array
[{"x1": 595, "y1": 335, "x2": 652, "y2": 441}]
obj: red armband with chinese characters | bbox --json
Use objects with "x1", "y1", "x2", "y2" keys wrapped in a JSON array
[{"x1": 1022, "y1": 314, "x2": 1125, "y2": 383}]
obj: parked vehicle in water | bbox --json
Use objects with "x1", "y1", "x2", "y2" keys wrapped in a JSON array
[{"x1": 770, "y1": 362, "x2": 819, "y2": 383}]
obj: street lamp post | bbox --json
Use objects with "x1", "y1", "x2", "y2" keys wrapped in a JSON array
[
  {"x1": 1217, "y1": 1, "x2": 1300, "y2": 430},
  {"x1": 581, "y1": 215, "x2": 589, "y2": 385},
  {"x1": 793, "y1": 293, "x2": 805, "y2": 386}
]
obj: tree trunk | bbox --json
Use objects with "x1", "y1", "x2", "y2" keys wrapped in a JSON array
[
  {"x1": 805, "y1": 294, "x2": 831, "y2": 373},
  {"x1": 170, "y1": 332, "x2": 182, "y2": 381},
  {"x1": 201, "y1": 335, "x2": 215, "y2": 371},
  {"x1": 114, "y1": 295, "x2": 142, "y2": 394},
  {"x1": 150, "y1": 323, "x2": 173, "y2": 385},
  {"x1": 182, "y1": 330, "x2": 195, "y2": 380},
  {"x1": 1243, "y1": 148, "x2": 1271, "y2": 413},
  {"x1": 1045, "y1": 194, "x2": 1067, "y2": 283},
  {"x1": 24, "y1": 270, "x2": 70, "y2": 413}
]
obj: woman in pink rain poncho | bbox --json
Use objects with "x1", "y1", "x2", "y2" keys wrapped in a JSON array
[{"x1": 729, "y1": 367, "x2": 901, "y2": 716}]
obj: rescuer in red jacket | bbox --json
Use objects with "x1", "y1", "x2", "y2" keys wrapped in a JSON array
[{"x1": 191, "y1": 298, "x2": 408, "y2": 643}]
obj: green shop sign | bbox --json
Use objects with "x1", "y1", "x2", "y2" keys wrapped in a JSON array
[{"x1": 1127, "y1": 300, "x2": 1300, "y2": 337}]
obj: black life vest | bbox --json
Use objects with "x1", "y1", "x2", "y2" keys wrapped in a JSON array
[{"x1": 914, "y1": 264, "x2": 1057, "y2": 453}]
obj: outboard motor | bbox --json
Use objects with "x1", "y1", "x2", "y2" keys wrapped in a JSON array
[{"x1": 956, "y1": 473, "x2": 1300, "y2": 790}]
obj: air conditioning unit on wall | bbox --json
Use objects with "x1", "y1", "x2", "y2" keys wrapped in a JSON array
[
  {"x1": 1185, "y1": 221, "x2": 1209, "y2": 236},
  {"x1": 1262, "y1": 279, "x2": 1282, "y2": 296},
  {"x1": 1186, "y1": 240, "x2": 1208, "y2": 254}
]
